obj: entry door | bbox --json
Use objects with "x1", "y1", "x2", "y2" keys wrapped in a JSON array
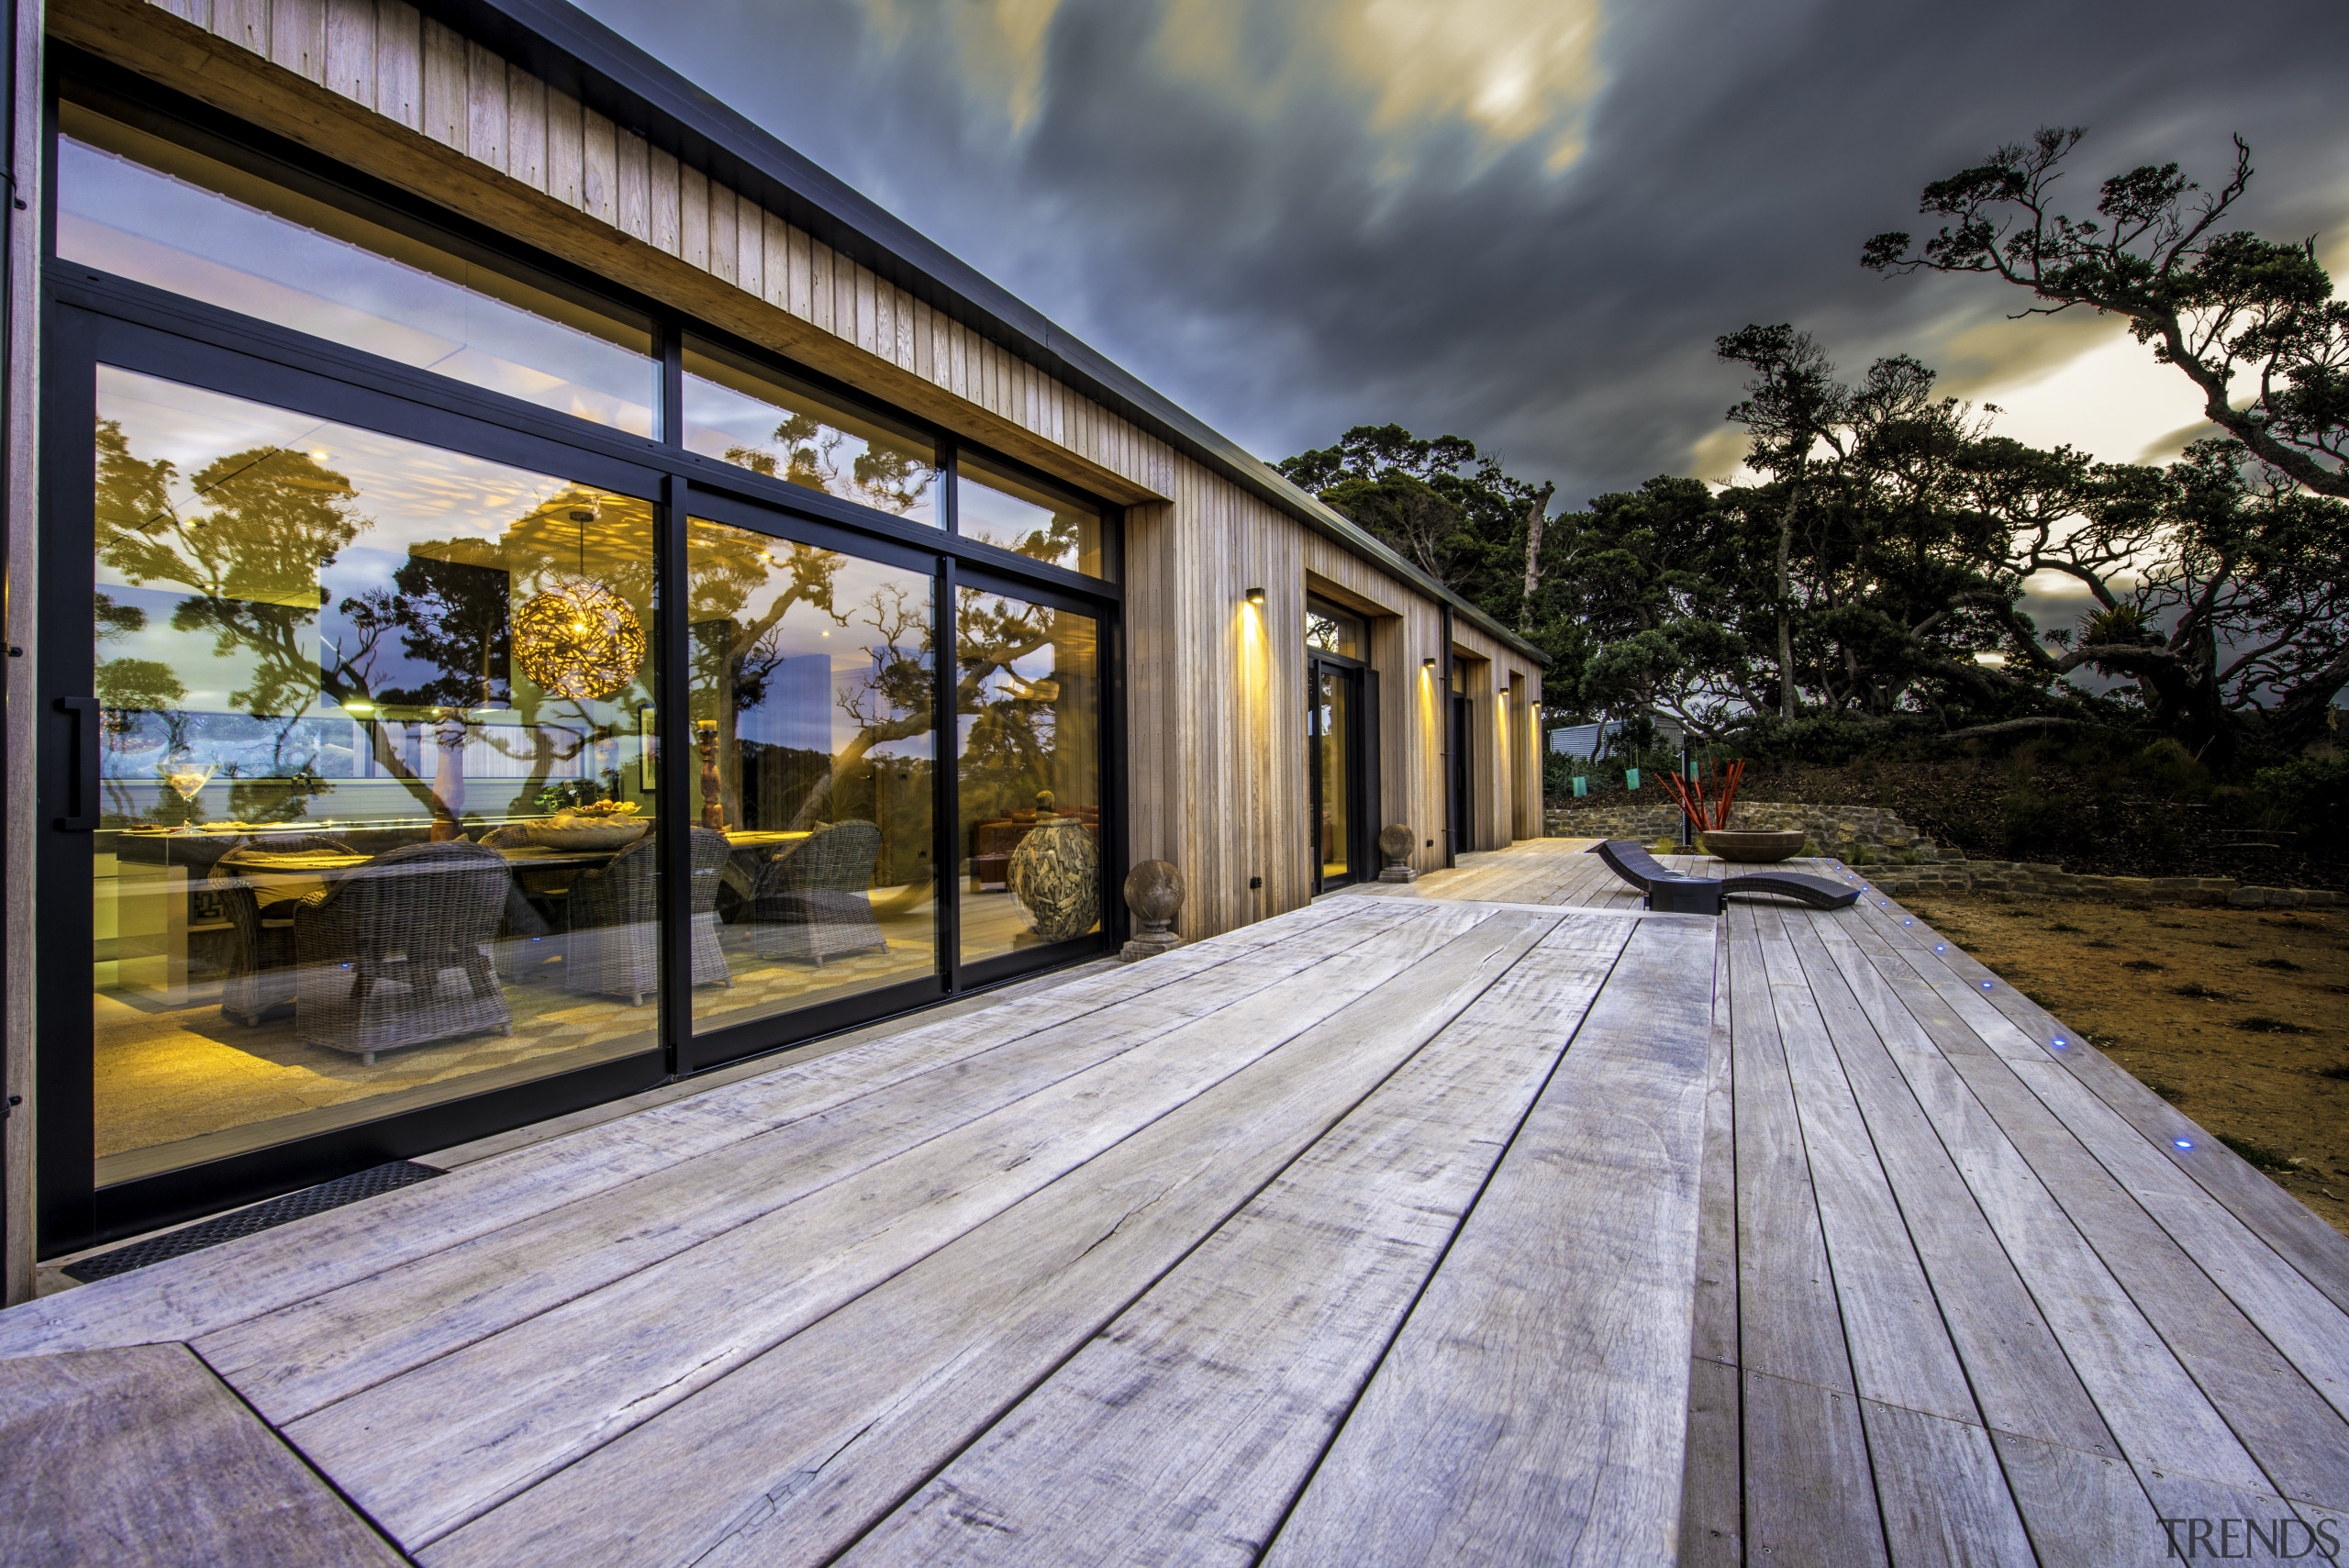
[{"x1": 1308, "y1": 658, "x2": 1365, "y2": 893}]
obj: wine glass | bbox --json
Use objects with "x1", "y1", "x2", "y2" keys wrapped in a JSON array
[{"x1": 159, "y1": 752, "x2": 217, "y2": 803}]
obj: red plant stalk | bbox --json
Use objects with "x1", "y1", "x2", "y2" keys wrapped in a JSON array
[{"x1": 1664, "y1": 759, "x2": 1744, "y2": 832}]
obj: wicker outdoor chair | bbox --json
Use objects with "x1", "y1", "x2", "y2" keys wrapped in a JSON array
[
  {"x1": 745, "y1": 820, "x2": 887, "y2": 966},
  {"x1": 291, "y1": 840, "x2": 516, "y2": 1064},
  {"x1": 563, "y1": 828, "x2": 734, "y2": 1006},
  {"x1": 216, "y1": 833, "x2": 369, "y2": 1027}
]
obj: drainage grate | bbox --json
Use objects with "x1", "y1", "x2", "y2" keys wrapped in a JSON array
[{"x1": 61, "y1": 1161, "x2": 445, "y2": 1284}]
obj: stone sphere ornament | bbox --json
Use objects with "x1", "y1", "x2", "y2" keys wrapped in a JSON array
[
  {"x1": 1376, "y1": 822, "x2": 1419, "y2": 883},
  {"x1": 1119, "y1": 860, "x2": 1186, "y2": 962},
  {"x1": 1008, "y1": 816, "x2": 1104, "y2": 942},
  {"x1": 514, "y1": 578, "x2": 647, "y2": 702}
]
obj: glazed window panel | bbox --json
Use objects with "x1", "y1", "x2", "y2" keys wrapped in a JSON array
[
  {"x1": 90, "y1": 368, "x2": 663, "y2": 1185},
  {"x1": 956, "y1": 455, "x2": 1104, "y2": 577},
  {"x1": 1306, "y1": 598, "x2": 1364, "y2": 658},
  {"x1": 956, "y1": 588, "x2": 1102, "y2": 963},
  {"x1": 57, "y1": 104, "x2": 658, "y2": 437},
  {"x1": 684, "y1": 517, "x2": 940, "y2": 1034},
  {"x1": 681, "y1": 339, "x2": 941, "y2": 526}
]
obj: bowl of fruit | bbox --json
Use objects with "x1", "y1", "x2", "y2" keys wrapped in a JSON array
[{"x1": 527, "y1": 799, "x2": 649, "y2": 850}]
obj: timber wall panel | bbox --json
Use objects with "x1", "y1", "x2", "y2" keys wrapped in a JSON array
[
  {"x1": 374, "y1": 1, "x2": 419, "y2": 131},
  {"x1": 55, "y1": 0, "x2": 1542, "y2": 937}
]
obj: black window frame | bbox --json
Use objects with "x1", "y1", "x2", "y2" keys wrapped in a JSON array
[{"x1": 33, "y1": 58, "x2": 1127, "y2": 1255}]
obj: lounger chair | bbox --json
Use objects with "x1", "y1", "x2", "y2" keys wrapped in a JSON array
[{"x1": 1588, "y1": 840, "x2": 1860, "y2": 913}]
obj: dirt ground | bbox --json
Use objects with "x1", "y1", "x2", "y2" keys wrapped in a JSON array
[{"x1": 1901, "y1": 895, "x2": 2349, "y2": 1239}]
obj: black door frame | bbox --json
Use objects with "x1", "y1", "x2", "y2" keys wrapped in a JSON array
[
  {"x1": 37, "y1": 305, "x2": 676, "y2": 1252},
  {"x1": 35, "y1": 304, "x2": 1128, "y2": 1257},
  {"x1": 1450, "y1": 688, "x2": 1475, "y2": 859},
  {"x1": 1306, "y1": 651, "x2": 1375, "y2": 894}
]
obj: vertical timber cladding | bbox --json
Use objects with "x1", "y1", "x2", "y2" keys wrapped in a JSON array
[{"x1": 47, "y1": 0, "x2": 1541, "y2": 940}]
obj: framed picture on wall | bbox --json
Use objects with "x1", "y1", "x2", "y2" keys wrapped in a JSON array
[{"x1": 639, "y1": 706, "x2": 657, "y2": 791}]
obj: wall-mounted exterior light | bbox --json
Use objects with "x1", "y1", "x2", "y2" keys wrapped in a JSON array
[
  {"x1": 1245, "y1": 586, "x2": 1265, "y2": 605},
  {"x1": 1423, "y1": 657, "x2": 1437, "y2": 668}
]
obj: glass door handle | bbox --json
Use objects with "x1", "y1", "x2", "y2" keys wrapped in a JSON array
[{"x1": 54, "y1": 696, "x2": 101, "y2": 831}]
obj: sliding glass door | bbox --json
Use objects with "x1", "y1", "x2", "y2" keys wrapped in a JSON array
[
  {"x1": 680, "y1": 512, "x2": 944, "y2": 1068},
  {"x1": 40, "y1": 74, "x2": 1124, "y2": 1256},
  {"x1": 83, "y1": 367, "x2": 666, "y2": 1193}
]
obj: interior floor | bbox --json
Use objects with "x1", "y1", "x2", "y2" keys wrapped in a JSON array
[{"x1": 93, "y1": 889, "x2": 1070, "y2": 1186}]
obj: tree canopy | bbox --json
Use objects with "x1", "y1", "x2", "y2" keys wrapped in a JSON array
[{"x1": 1277, "y1": 130, "x2": 2349, "y2": 767}]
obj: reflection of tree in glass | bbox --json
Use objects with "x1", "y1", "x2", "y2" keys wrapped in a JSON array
[
  {"x1": 981, "y1": 506, "x2": 1086, "y2": 572},
  {"x1": 955, "y1": 589, "x2": 1063, "y2": 825},
  {"x1": 96, "y1": 419, "x2": 363, "y2": 775},
  {"x1": 723, "y1": 413, "x2": 935, "y2": 517},
  {"x1": 690, "y1": 522, "x2": 845, "y2": 827},
  {"x1": 94, "y1": 591, "x2": 187, "y2": 734},
  {"x1": 784, "y1": 584, "x2": 934, "y2": 829}
]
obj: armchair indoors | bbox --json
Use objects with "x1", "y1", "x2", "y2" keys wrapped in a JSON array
[
  {"x1": 215, "y1": 833, "x2": 373, "y2": 1028},
  {"x1": 744, "y1": 820, "x2": 887, "y2": 966},
  {"x1": 291, "y1": 840, "x2": 516, "y2": 1064},
  {"x1": 563, "y1": 828, "x2": 734, "y2": 1006}
]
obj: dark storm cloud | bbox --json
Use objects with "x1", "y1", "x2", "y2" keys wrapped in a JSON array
[{"x1": 574, "y1": 0, "x2": 2349, "y2": 506}]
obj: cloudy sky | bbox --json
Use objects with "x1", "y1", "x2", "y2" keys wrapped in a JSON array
[{"x1": 573, "y1": 0, "x2": 2349, "y2": 511}]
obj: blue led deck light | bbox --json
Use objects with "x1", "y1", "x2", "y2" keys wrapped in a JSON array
[
  {"x1": 1934, "y1": 943, "x2": 1947, "y2": 953},
  {"x1": 1981, "y1": 981, "x2": 1995, "y2": 990},
  {"x1": 2175, "y1": 1140, "x2": 2194, "y2": 1151},
  {"x1": 1901, "y1": 918, "x2": 1914, "y2": 927},
  {"x1": 2052, "y1": 1036, "x2": 2069, "y2": 1049}
]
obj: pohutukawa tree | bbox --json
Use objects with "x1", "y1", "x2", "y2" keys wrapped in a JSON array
[{"x1": 1862, "y1": 128, "x2": 2347, "y2": 498}]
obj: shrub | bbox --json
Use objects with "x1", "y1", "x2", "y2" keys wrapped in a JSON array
[
  {"x1": 2129, "y1": 738, "x2": 2213, "y2": 801},
  {"x1": 2250, "y1": 753, "x2": 2349, "y2": 837},
  {"x1": 1997, "y1": 788, "x2": 2069, "y2": 860}
]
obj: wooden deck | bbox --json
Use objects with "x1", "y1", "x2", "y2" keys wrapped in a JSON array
[{"x1": 6, "y1": 839, "x2": 2348, "y2": 1565}]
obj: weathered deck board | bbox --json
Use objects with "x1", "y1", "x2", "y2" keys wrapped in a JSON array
[
  {"x1": 202, "y1": 905, "x2": 1430, "y2": 1425},
  {"x1": 304, "y1": 906, "x2": 1517, "y2": 1546},
  {"x1": 6, "y1": 842, "x2": 2347, "y2": 1568},
  {"x1": 829, "y1": 917, "x2": 1633, "y2": 1567},
  {"x1": 422, "y1": 909, "x2": 1600, "y2": 1568},
  {"x1": 0, "y1": 1343, "x2": 402, "y2": 1567},
  {"x1": 1263, "y1": 915, "x2": 1716, "y2": 1567}
]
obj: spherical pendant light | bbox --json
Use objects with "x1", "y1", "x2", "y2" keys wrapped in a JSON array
[{"x1": 513, "y1": 577, "x2": 645, "y2": 701}]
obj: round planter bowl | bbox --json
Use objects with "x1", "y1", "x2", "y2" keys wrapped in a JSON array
[
  {"x1": 1701, "y1": 828, "x2": 1808, "y2": 863},
  {"x1": 527, "y1": 817, "x2": 649, "y2": 851}
]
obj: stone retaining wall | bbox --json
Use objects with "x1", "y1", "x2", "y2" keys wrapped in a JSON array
[{"x1": 1542, "y1": 797, "x2": 2340, "y2": 909}]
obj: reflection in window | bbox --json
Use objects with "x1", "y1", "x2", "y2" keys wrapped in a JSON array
[
  {"x1": 685, "y1": 517, "x2": 939, "y2": 1034},
  {"x1": 58, "y1": 103, "x2": 657, "y2": 436},
  {"x1": 682, "y1": 339, "x2": 941, "y2": 525},
  {"x1": 957, "y1": 455, "x2": 1103, "y2": 576},
  {"x1": 90, "y1": 368, "x2": 664, "y2": 1186},
  {"x1": 1306, "y1": 598, "x2": 1364, "y2": 658},
  {"x1": 956, "y1": 590, "x2": 1102, "y2": 964}
]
